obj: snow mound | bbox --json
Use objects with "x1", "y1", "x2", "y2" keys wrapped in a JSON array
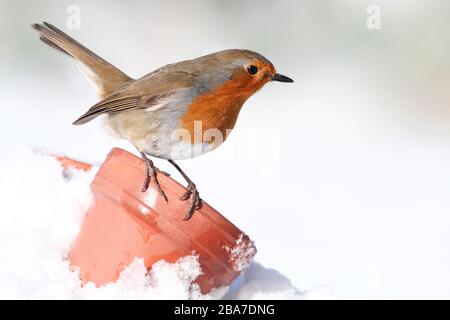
[
  {"x1": 0, "y1": 146, "x2": 325, "y2": 299},
  {"x1": 77, "y1": 256, "x2": 226, "y2": 300}
]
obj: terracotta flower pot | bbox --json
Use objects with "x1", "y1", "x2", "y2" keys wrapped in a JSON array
[{"x1": 65, "y1": 148, "x2": 256, "y2": 294}]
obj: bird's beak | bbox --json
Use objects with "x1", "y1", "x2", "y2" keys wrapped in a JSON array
[{"x1": 272, "y1": 73, "x2": 294, "y2": 83}]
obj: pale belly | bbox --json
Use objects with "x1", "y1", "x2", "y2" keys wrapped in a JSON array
[
  {"x1": 106, "y1": 109, "x2": 227, "y2": 160},
  {"x1": 150, "y1": 140, "x2": 221, "y2": 160}
]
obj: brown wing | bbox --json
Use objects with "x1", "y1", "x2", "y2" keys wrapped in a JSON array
[
  {"x1": 72, "y1": 92, "x2": 172, "y2": 125},
  {"x1": 73, "y1": 65, "x2": 199, "y2": 125}
]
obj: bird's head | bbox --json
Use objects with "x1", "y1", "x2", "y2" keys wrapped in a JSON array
[{"x1": 195, "y1": 49, "x2": 293, "y2": 98}]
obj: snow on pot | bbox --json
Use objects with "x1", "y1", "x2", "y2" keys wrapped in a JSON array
[{"x1": 65, "y1": 148, "x2": 256, "y2": 294}]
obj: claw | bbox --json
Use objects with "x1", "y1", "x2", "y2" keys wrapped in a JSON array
[
  {"x1": 180, "y1": 189, "x2": 192, "y2": 201},
  {"x1": 195, "y1": 198, "x2": 203, "y2": 210},
  {"x1": 141, "y1": 173, "x2": 151, "y2": 193},
  {"x1": 167, "y1": 159, "x2": 202, "y2": 220},
  {"x1": 183, "y1": 208, "x2": 195, "y2": 220},
  {"x1": 181, "y1": 183, "x2": 201, "y2": 220},
  {"x1": 140, "y1": 152, "x2": 168, "y2": 202},
  {"x1": 183, "y1": 193, "x2": 198, "y2": 220}
]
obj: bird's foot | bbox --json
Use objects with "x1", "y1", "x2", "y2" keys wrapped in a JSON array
[
  {"x1": 180, "y1": 182, "x2": 203, "y2": 220},
  {"x1": 167, "y1": 159, "x2": 202, "y2": 220},
  {"x1": 141, "y1": 155, "x2": 168, "y2": 202}
]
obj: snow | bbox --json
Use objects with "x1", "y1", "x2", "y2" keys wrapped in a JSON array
[
  {"x1": 0, "y1": 146, "x2": 315, "y2": 299},
  {"x1": 79, "y1": 256, "x2": 208, "y2": 300},
  {"x1": 224, "y1": 234, "x2": 257, "y2": 272}
]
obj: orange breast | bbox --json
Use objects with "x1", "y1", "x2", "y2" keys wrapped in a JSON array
[{"x1": 180, "y1": 75, "x2": 261, "y2": 144}]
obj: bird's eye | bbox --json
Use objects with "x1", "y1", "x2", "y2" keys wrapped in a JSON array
[{"x1": 247, "y1": 65, "x2": 258, "y2": 75}]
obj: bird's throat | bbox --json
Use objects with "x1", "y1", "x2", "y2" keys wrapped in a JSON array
[{"x1": 180, "y1": 83, "x2": 252, "y2": 145}]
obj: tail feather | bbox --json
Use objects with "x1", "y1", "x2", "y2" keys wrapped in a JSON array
[{"x1": 32, "y1": 22, "x2": 132, "y2": 98}]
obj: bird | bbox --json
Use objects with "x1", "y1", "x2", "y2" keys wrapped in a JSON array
[{"x1": 32, "y1": 22, "x2": 293, "y2": 220}]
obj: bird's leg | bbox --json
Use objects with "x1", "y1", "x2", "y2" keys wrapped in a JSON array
[
  {"x1": 168, "y1": 159, "x2": 203, "y2": 220},
  {"x1": 140, "y1": 151, "x2": 168, "y2": 202}
]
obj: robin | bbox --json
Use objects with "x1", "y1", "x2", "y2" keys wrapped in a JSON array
[{"x1": 32, "y1": 22, "x2": 293, "y2": 220}]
